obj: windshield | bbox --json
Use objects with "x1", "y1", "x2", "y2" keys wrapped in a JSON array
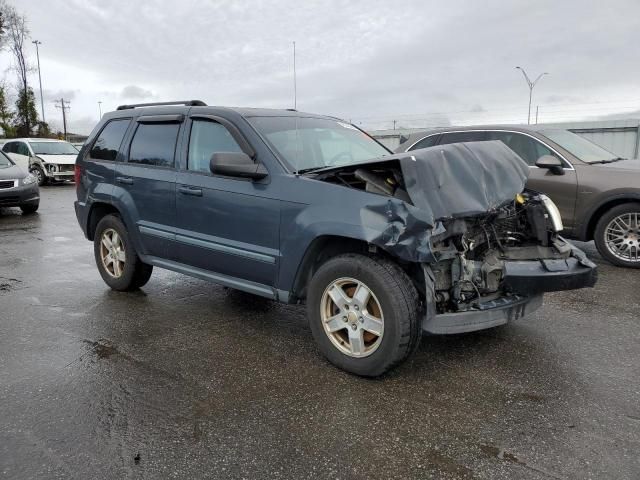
[
  {"x1": 248, "y1": 116, "x2": 390, "y2": 172},
  {"x1": 29, "y1": 141, "x2": 79, "y2": 155},
  {"x1": 541, "y1": 129, "x2": 619, "y2": 163},
  {"x1": 0, "y1": 152, "x2": 13, "y2": 168}
]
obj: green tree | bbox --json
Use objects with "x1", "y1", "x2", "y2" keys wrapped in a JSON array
[
  {"x1": 0, "y1": 83, "x2": 15, "y2": 137},
  {"x1": 14, "y1": 86, "x2": 37, "y2": 137}
]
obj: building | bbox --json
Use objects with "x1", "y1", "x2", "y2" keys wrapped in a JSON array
[{"x1": 369, "y1": 118, "x2": 640, "y2": 159}]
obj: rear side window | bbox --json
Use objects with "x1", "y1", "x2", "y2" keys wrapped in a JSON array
[
  {"x1": 90, "y1": 119, "x2": 130, "y2": 161},
  {"x1": 487, "y1": 131, "x2": 554, "y2": 166},
  {"x1": 408, "y1": 134, "x2": 440, "y2": 151},
  {"x1": 129, "y1": 123, "x2": 180, "y2": 168},
  {"x1": 2, "y1": 142, "x2": 15, "y2": 153},
  {"x1": 439, "y1": 131, "x2": 488, "y2": 144},
  {"x1": 188, "y1": 120, "x2": 243, "y2": 173}
]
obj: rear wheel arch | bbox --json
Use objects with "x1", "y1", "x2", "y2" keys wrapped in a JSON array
[{"x1": 87, "y1": 202, "x2": 121, "y2": 241}]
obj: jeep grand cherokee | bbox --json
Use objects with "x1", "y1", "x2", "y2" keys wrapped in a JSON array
[{"x1": 75, "y1": 100, "x2": 597, "y2": 376}]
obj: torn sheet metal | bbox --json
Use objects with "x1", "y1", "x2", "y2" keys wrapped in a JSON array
[
  {"x1": 359, "y1": 141, "x2": 529, "y2": 262},
  {"x1": 399, "y1": 141, "x2": 529, "y2": 220}
]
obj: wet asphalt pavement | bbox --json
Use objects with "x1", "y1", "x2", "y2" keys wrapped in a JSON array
[{"x1": 0, "y1": 184, "x2": 638, "y2": 479}]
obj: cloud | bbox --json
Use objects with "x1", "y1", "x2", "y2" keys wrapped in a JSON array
[
  {"x1": 120, "y1": 85, "x2": 154, "y2": 99},
  {"x1": 42, "y1": 89, "x2": 79, "y2": 102}
]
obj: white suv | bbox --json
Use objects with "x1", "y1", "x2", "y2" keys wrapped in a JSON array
[{"x1": 2, "y1": 138, "x2": 79, "y2": 185}]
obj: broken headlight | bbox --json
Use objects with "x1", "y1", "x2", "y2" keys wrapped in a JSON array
[{"x1": 539, "y1": 194, "x2": 563, "y2": 232}]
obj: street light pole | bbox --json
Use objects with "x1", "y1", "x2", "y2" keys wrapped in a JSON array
[
  {"x1": 515, "y1": 66, "x2": 548, "y2": 125},
  {"x1": 32, "y1": 40, "x2": 45, "y2": 124}
]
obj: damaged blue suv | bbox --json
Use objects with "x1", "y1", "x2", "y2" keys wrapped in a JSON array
[{"x1": 75, "y1": 100, "x2": 597, "y2": 376}]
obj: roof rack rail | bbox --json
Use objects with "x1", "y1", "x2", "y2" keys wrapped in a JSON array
[{"x1": 116, "y1": 100, "x2": 207, "y2": 110}]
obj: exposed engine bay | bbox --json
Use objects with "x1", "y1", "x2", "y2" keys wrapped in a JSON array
[{"x1": 313, "y1": 155, "x2": 577, "y2": 315}]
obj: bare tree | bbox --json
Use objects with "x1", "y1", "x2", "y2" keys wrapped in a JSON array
[{"x1": 6, "y1": 5, "x2": 36, "y2": 135}]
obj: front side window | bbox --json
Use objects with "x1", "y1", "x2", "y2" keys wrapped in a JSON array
[
  {"x1": 29, "y1": 141, "x2": 78, "y2": 155},
  {"x1": 248, "y1": 116, "x2": 389, "y2": 172},
  {"x1": 188, "y1": 120, "x2": 243, "y2": 173},
  {"x1": 128, "y1": 123, "x2": 180, "y2": 168},
  {"x1": 408, "y1": 134, "x2": 440, "y2": 151},
  {"x1": 16, "y1": 142, "x2": 31, "y2": 156},
  {"x1": 487, "y1": 131, "x2": 554, "y2": 166},
  {"x1": 541, "y1": 129, "x2": 618, "y2": 163},
  {"x1": 90, "y1": 119, "x2": 131, "y2": 161}
]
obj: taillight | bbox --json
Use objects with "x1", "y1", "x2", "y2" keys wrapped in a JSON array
[{"x1": 74, "y1": 164, "x2": 81, "y2": 186}]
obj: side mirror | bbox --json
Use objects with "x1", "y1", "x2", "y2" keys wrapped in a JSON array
[
  {"x1": 209, "y1": 152, "x2": 268, "y2": 180},
  {"x1": 535, "y1": 155, "x2": 565, "y2": 175}
]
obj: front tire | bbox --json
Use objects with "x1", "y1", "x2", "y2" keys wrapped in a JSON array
[
  {"x1": 30, "y1": 165, "x2": 47, "y2": 186},
  {"x1": 20, "y1": 202, "x2": 39, "y2": 214},
  {"x1": 594, "y1": 203, "x2": 640, "y2": 268},
  {"x1": 307, "y1": 254, "x2": 421, "y2": 377},
  {"x1": 94, "y1": 214, "x2": 153, "y2": 291}
]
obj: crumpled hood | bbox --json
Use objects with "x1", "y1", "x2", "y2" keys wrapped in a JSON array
[
  {"x1": 398, "y1": 140, "x2": 529, "y2": 220},
  {"x1": 36, "y1": 154, "x2": 77, "y2": 165}
]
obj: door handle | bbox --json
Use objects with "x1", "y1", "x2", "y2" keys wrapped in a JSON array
[
  {"x1": 178, "y1": 186, "x2": 203, "y2": 197},
  {"x1": 116, "y1": 176, "x2": 134, "y2": 185}
]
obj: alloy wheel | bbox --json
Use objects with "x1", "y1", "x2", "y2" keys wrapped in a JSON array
[
  {"x1": 320, "y1": 277, "x2": 384, "y2": 358},
  {"x1": 605, "y1": 212, "x2": 640, "y2": 263},
  {"x1": 100, "y1": 228, "x2": 126, "y2": 278}
]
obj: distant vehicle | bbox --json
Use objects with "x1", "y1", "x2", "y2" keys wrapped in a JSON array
[
  {"x1": 2, "y1": 138, "x2": 78, "y2": 186},
  {"x1": 396, "y1": 126, "x2": 640, "y2": 268},
  {"x1": 74, "y1": 100, "x2": 596, "y2": 376},
  {"x1": 0, "y1": 150, "x2": 39, "y2": 214}
]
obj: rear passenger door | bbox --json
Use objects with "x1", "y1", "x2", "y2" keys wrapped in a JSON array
[
  {"x1": 174, "y1": 115, "x2": 280, "y2": 288},
  {"x1": 116, "y1": 115, "x2": 182, "y2": 259}
]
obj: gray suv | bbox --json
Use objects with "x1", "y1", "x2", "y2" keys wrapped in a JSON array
[
  {"x1": 75, "y1": 101, "x2": 596, "y2": 376},
  {"x1": 396, "y1": 126, "x2": 640, "y2": 268}
]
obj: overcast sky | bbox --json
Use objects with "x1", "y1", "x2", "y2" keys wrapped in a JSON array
[{"x1": 5, "y1": 0, "x2": 640, "y2": 135}]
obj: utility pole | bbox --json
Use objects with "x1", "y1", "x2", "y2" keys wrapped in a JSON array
[
  {"x1": 393, "y1": 120, "x2": 397, "y2": 130},
  {"x1": 55, "y1": 98, "x2": 70, "y2": 140},
  {"x1": 515, "y1": 67, "x2": 548, "y2": 124},
  {"x1": 98, "y1": 101, "x2": 103, "y2": 118},
  {"x1": 535, "y1": 106, "x2": 539, "y2": 124},
  {"x1": 292, "y1": 41, "x2": 297, "y2": 110},
  {"x1": 32, "y1": 40, "x2": 45, "y2": 124}
]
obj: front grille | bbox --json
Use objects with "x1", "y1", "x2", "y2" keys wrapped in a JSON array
[
  {"x1": 57, "y1": 164, "x2": 74, "y2": 173},
  {"x1": 0, "y1": 180, "x2": 16, "y2": 189},
  {"x1": 0, "y1": 196, "x2": 19, "y2": 204}
]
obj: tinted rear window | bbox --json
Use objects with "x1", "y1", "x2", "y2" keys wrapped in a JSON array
[
  {"x1": 90, "y1": 119, "x2": 131, "y2": 161},
  {"x1": 128, "y1": 123, "x2": 180, "y2": 168}
]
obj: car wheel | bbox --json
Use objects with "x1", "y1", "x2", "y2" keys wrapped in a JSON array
[
  {"x1": 307, "y1": 253, "x2": 421, "y2": 377},
  {"x1": 30, "y1": 165, "x2": 47, "y2": 186},
  {"x1": 94, "y1": 214, "x2": 154, "y2": 291},
  {"x1": 594, "y1": 202, "x2": 640, "y2": 268},
  {"x1": 20, "y1": 202, "x2": 39, "y2": 214}
]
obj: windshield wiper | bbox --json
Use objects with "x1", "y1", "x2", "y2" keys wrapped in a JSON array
[
  {"x1": 296, "y1": 166, "x2": 327, "y2": 174},
  {"x1": 590, "y1": 157, "x2": 626, "y2": 164}
]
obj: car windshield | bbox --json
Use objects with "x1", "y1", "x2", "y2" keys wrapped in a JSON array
[
  {"x1": 541, "y1": 129, "x2": 619, "y2": 163},
  {"x1": 248, "y1": 116, "x2": 390, "y2": 172},
  {"x1": 0, "y1": 152, "x2": 13, "y2": 168},
  {"x1": 29, "y1": 141, "x2": 79, "y2": 155}
]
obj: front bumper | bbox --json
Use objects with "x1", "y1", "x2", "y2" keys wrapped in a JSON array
[
  {"x1": 423, "y1": 294, "x2": 543, "y2": 334},
  {"x1": 0, "y1": 182, "x2": 40, "y2": 207},
  {"x1": 44, "y1": 164, "x2": 75, "y2": 181},
  {"x1": 423, "y1": 243, "x2": 597, "y2": 335}
]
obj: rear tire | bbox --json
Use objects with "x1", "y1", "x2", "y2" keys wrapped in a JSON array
[
  {"x1": 307, "y1": 253, "x2": 421, "y2": 377},
  {"x1": 94, "y1": 214, "x2": 153, "y2": 291},
  {"x1": 594, "y1": 202, "x2": 640, "y2": 268}
]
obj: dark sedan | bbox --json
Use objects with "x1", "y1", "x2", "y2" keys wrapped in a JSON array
[
  {"x1": 396, "y1": 126, "x2": 640, "y2": 268},
  {"x1": 0, "y1": 151, "x2": 40, "y2": 214}
]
